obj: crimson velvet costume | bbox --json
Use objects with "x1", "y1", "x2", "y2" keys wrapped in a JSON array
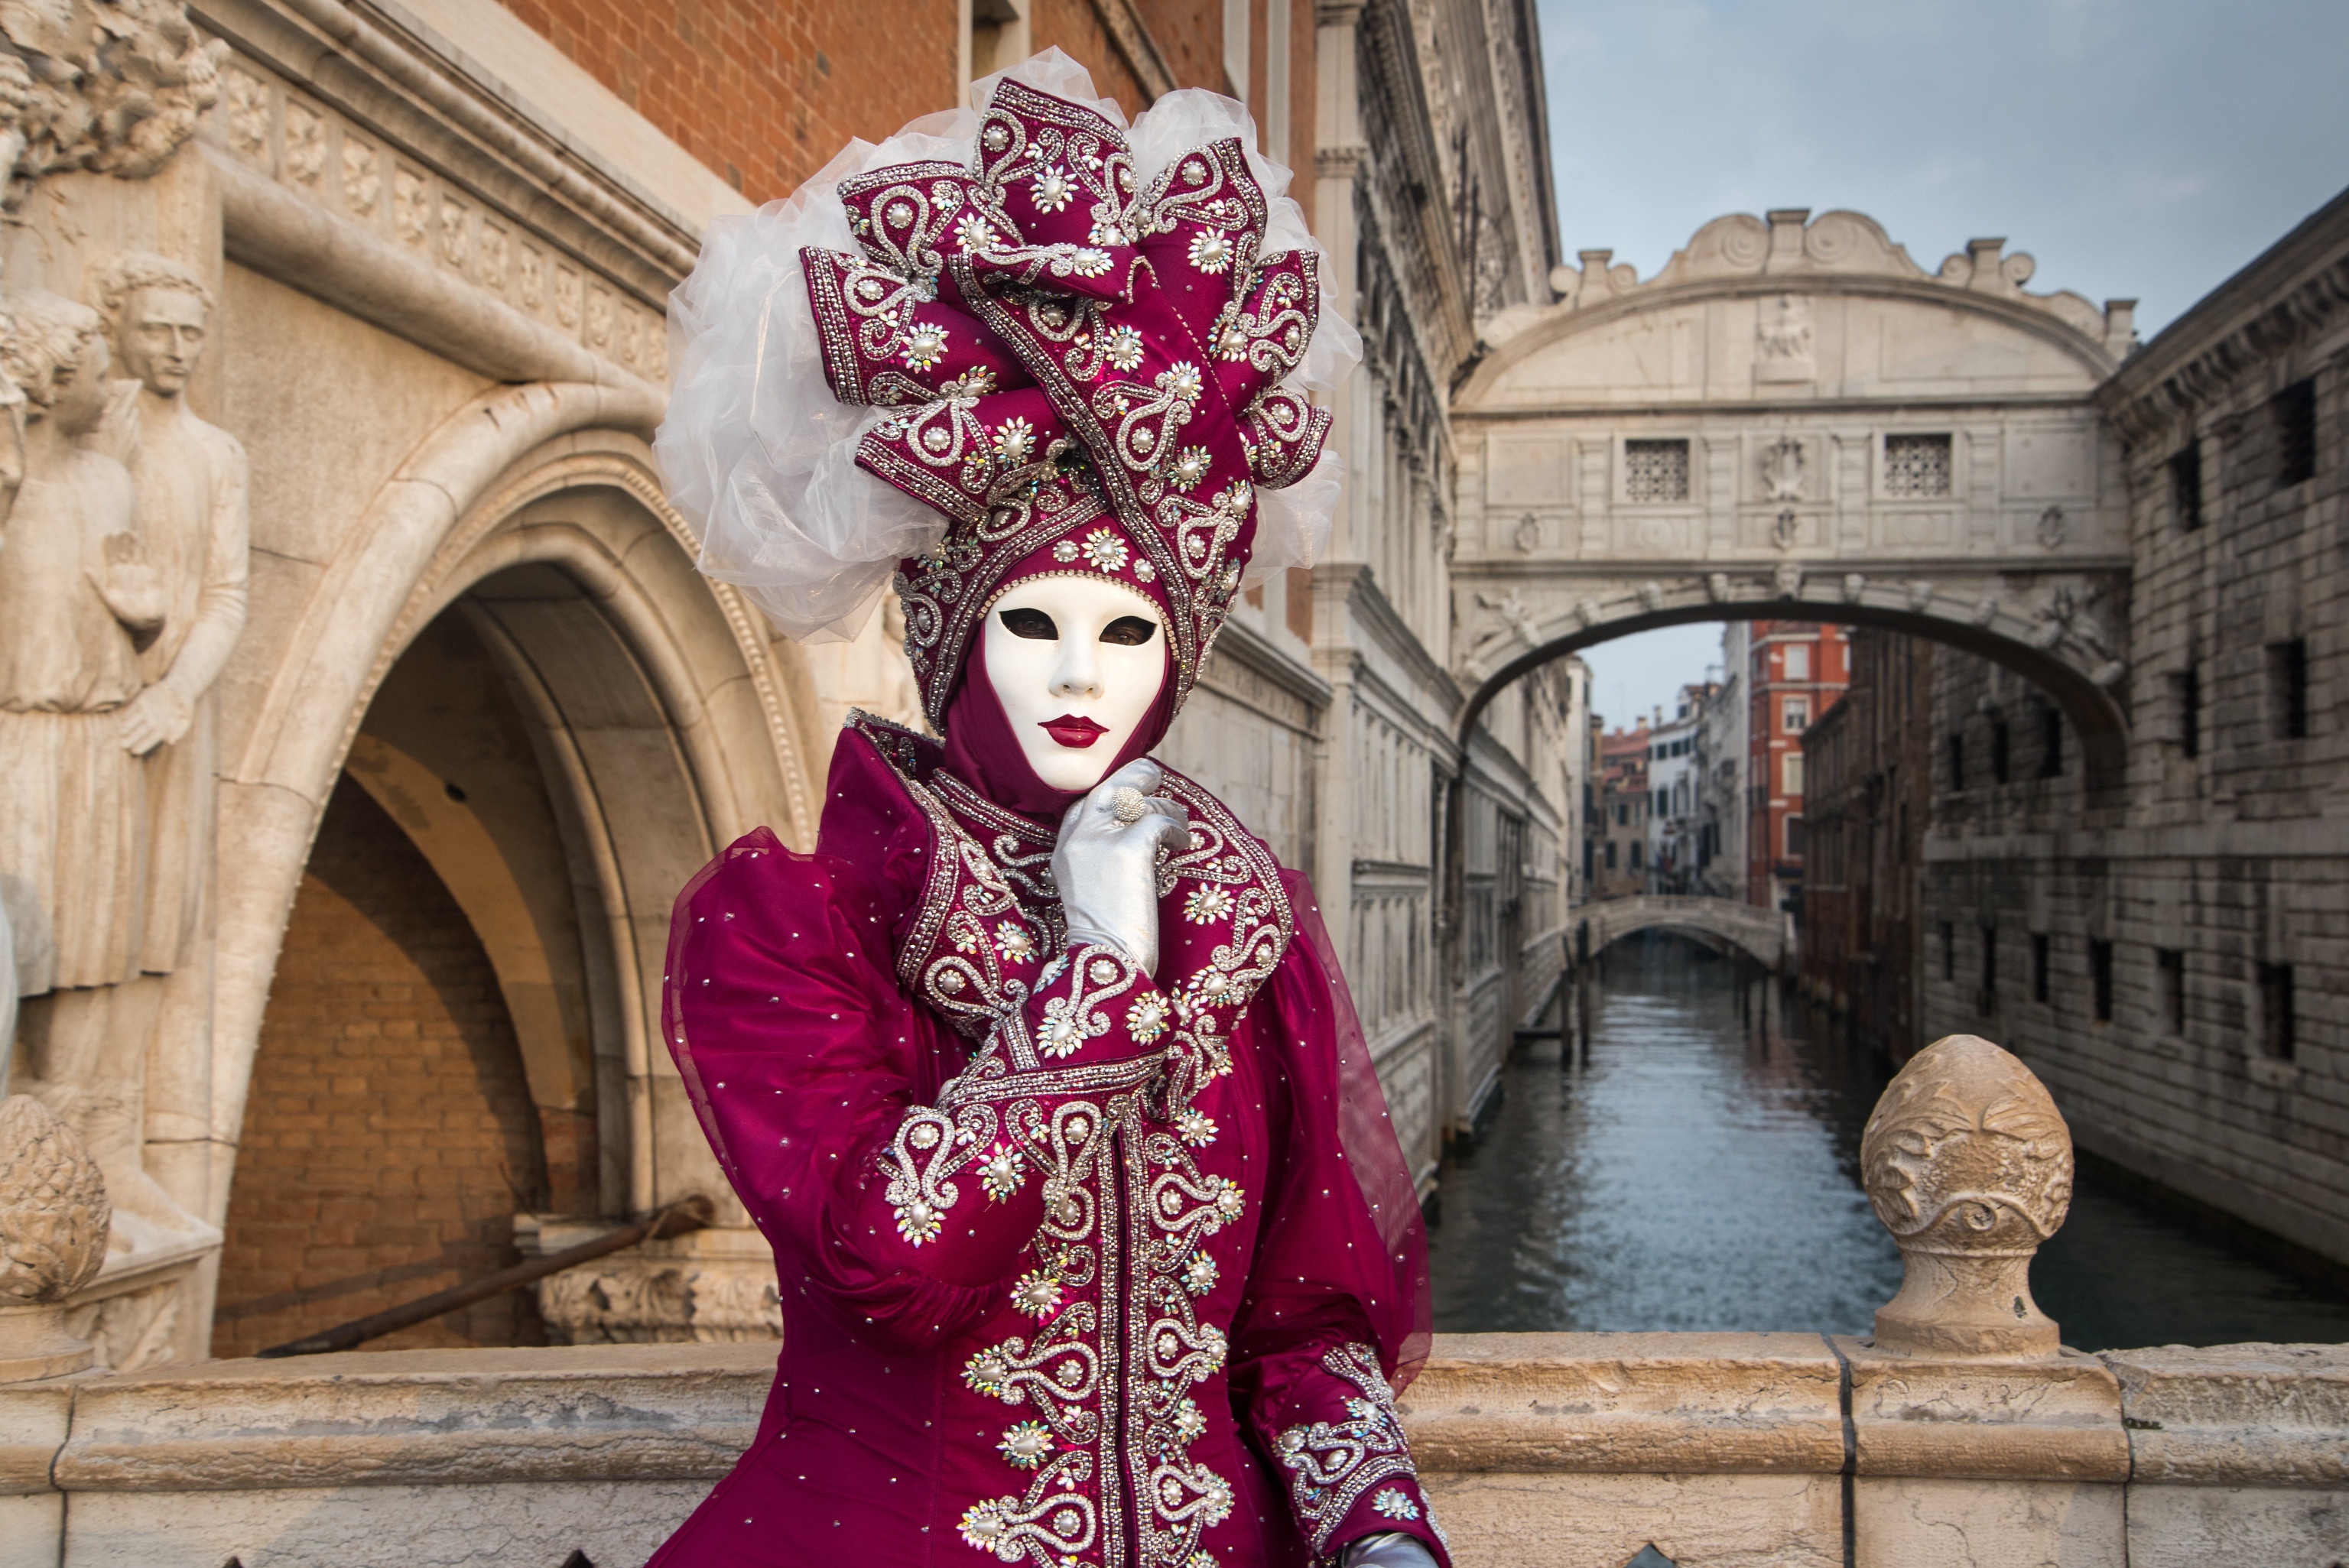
[{"x1": 651, "y1": 54, "x2": 1446, "y2": 1568}]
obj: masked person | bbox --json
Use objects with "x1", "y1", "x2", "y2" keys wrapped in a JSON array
[{"x1": 652, "y1": 52, "x2": 1444, "y2": 1568}]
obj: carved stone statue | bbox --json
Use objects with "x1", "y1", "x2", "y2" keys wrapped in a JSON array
[
  {"x1": 89, "y1": 252, "x2": 249, "y2": 984},
  {"x1": 0, "y1": 288, "x2": 187, "y2": 1233}
]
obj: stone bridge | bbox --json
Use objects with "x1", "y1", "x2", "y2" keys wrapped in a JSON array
[
  {"x1": 1447, "y1": 207, "x2": 2143, "y2": 785},
  {"x1": 1578, "y1": 894, "x2": 1795, "y2": 972}
]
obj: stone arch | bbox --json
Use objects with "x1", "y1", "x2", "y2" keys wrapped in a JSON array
[
  {"x1": 210, "y1": 383, "x2": 827, "y2": 1248},
  {"x1": 1576, "y1": 895, "x2": 1794, "y2": 972},
  {"x1": 1455, "y1": 591, "x2": 2128, "y2": 790}
]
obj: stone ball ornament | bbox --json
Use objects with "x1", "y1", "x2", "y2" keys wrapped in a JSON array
[{"x1": 1859, "y1": 1033, "x2": 2074, "y2": 1357}]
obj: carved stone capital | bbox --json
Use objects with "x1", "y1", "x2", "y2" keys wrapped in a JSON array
[{"x1": 1860, "y1": 1034, "x2": 2073, "y2": 1358}]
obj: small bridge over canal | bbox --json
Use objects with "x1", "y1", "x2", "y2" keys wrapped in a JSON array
[{"x1": 1576, "y1": 894, "x2": 1795, "y2": 972}]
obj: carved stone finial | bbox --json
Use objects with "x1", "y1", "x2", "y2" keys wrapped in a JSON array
[
  {"x1": 0, "y1": 1092, "x2": 111, "y2": 1381},
  {"x1": 1860, "y1": 1034, "x2": 2073, "y2": 1358}
]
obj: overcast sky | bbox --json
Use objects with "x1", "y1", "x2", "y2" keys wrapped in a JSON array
[{"x1": 1552, "y1": 0, "x2": 2349, "y2": 730}]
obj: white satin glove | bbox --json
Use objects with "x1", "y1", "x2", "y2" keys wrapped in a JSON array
[
  {"x1": 1051, "y1": 759, "x2": 1191, "y2": 975},
  {"x1": 1343, "y1": 1534, "x2": 1438, "y2": 1568}
]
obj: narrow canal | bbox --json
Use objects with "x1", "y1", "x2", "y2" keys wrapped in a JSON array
[{"x1": 1426, "y1": 932, "x2": 2349, "y2": 1349}]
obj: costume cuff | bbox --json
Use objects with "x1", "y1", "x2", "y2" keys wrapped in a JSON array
[{"x1": 1270, "y1": 1342, "x2": 1451, "y2": 1567}]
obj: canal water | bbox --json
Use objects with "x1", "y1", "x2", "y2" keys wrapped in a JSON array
[{"x1": 1426, "y1": 933, "x2": 2349, "y2": 1349}]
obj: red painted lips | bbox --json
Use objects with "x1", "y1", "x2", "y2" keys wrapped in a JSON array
[{"x1": 1040, "y1": 714, "x2": 1110, "y2": 748}]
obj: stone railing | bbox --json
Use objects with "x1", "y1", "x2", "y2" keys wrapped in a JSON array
[{"x1": 5, "y1": 1038, "x2": 2348, "y2": 1566}]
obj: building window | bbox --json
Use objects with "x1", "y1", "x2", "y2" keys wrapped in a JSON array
[
  {"x1": 1978, "y1": 925, "x2": 1996, "y2": 1014},
  {"x1": 1991, "y1": 716, "x2": 2010, "y2": 784},
  {"x1": 1940, "y1": 921, "x2": 1955, "y2": 982},
  {"x1": 1605, "y1": 841, "x2": 1616, "y2": 870},
  {"x1": 1884, "y1": 433, "x2": 1953, "y2": 498},
  {"x1": 1624, "y1": 438, "x2": 1691, "y2": 502},
  {"x1": 2169, "y1": 441, "x2": 2203, "y2": 531},
  {"x1": 1616, "y1": 802, "x2": 1627, "y2": 826},
  {"x1": 1784, "y1": 643, "x2": 1810, "y2": 680},
  {"x1": 2170, "y1": 666, "x2": 2201, "y2": 758},
  {"x1": 2273, "y1": 379, "x2": 2317, "y2": 489},
  {"x1": 2258, "y1": 962, "x2": 2295, "y2": 1060},
  {"x1": 1629, "y1": 840, "x2": 1643, "y2": 870},
  {"x1": 1783, "y1": 696, "x2": 1809, "y2": 731},
  {"x1": 2039, "y1": 704, "x2": 2063, "y2": 778},
  {"x1": 2268, "y1": 638, "x2": 2309, "y2": 740},
  {"x1": 2157, "y1": 948, "x2": 2185, "y2": 1033},
  {"x1": 1946, "y1": 732, "x2": 1965, "y2": 790},
  {"x1": 1782, "y1": 752, "x2": 1805, "y2": 795},
  {"x1": 1785, "y1": 816, "x2": 1804, "y2": 857},
  {"x1": 2090, "y1": 940, "x2": 2113, "y2": 1024},
  {"x1": 2031, "y1": 933, "x2": 2050, "y2": 1004}
]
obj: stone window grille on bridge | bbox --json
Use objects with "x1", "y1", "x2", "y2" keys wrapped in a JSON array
[
  {"x1": 2091, "y1": 939, "x2": 2115, "y2": 1023},
  {"x1": 1624, "y1": 438, "x2": 1691, "y2": 502},
  {"x1": 1883, "y1": 433, "x2": 1953, "y2": 498}
]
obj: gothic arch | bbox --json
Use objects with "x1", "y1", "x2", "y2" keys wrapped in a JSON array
[{"x1": 210, "y1": 383, "x2": 827, "y2": 1242}]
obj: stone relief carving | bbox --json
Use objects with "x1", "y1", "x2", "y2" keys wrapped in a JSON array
[
  {"x1": 538, "y1": 1257, "x2": 784, "y2": 1344},
  {"x1": 0, "y1": 0, "x2": 226, "y2": 200},
  {"x1": 1860, "y1": 1034, "x2": 2072, "y2": 1356},
  {"x1": 0, "y1": 1092, "x2": 109, "y2": 1381},
  {"x1": 1, "y1": 253, "x2": 245, "y2": 1251},
  {"x1": 1755, "y1": 296, "x2": 1814, "y2": 383},
  {"x1": 1760, "y1": 437, "x2": 1805, "y2": 502},
  {"x1": 2036, "y1": 504, "x2": 2067, "y2": 550}
]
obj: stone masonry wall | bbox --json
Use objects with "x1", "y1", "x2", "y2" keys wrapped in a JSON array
[
  {"x1": 211, "y1": 778, "x2": 551, "y2": 1359},
  {"x1": 1920, "y1": 241, "x2": 2349, "y2": 1265}
]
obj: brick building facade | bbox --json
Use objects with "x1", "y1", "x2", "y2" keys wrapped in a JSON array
[
  {"x1": 1742, "y1": 622, "x2": 1848, "y2": 917},
  {"x1": 1799, "y1": 628, "x2": 1935, "y2": 1058}
]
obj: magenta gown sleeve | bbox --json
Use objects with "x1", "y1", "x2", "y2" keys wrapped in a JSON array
[
  {"x1": 1227, "y1": 875, "x2": 1451, "y2": 1567},
  {"x1": 663, "y1": 828, "x2": 1181, "y2": 1349}
]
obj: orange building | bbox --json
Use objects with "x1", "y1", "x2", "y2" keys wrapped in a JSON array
[{"x1": 1745, "y1": 622, "x2": 1849, "y2": 917}]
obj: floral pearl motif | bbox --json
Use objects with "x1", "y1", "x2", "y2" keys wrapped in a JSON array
[
  {"x1": 1102, "y1": 323, "x2": 1146, "y2": 372},
  {"x1": 998, "y1": 1420, "x2": 1054, "y2": 1469},
  {"x1": 922, "y1": 424, "x2": 951, "y2": 452},
  {"x1": 1135, "y1": 560, "x2": 1157, "y2": 583},
  {"x1": 1012, "y1": 1270, "x2": 1063, "y2": 1318},
  {"x1": 1079, "y1": 530, "x2": 1130, "y2": 574},
  {"x1": 909, "y1": 1122, "x2": 942, "y2": 1148},
  {"x1": 902, "y1": 322, "x2": 950, "y2": 372},
  {"x1": 1183, "y1": 885, "x2": 1234, "y2": 924},
  {"x1": 1165, "y1": 362, "x2": 1204, "y2": 401},
  {"x1": 1169, "y1": 446, "x2": 1212, "y2": 492},
  {"x1": 1188, "y1": 229, "x2": 1233, "y2": 274},
  {"x1": 1175, "y1": 1108, "x2": 1217, "y2": 1146},
  {"x1": 1371, "y1": 1487, "x2": 1422, "y2": 1521},
  {"x1": 982, "y1": 122, "x2": 1010, "y2": 151},
  {"x1": 885, "y1": 200, "x2": 913, "y2": 226},
  {"x1": 1031, "y1": 164, "x2": 1075, "y2": 213},
  {"x1": 1052, "y1": 538, "x2": 1081, "y2": 562},
  {"x1": 1183, "y1": 1251, "x2": 1220, "y2": 1294},
  {"x1": 993, "y1": 417, "x2": 1035, "y2": 463}
]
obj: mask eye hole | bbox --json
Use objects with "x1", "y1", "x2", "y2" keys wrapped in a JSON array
[
  {"x1": 999, "y1": 607, "x2": 1058, "y2": 639},
  {"x1": 1100, "y1": 615, "x2": 1158, "y2": 646}
]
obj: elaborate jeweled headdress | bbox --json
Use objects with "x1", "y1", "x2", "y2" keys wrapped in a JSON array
[{"x1": 658, "y1": 52, "x2": 1356, "y2": 728}]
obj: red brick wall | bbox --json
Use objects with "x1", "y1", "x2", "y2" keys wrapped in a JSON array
[
  {"x1": 494, "y1": 0, "x2": 959, "y2": 202},
  {"x1": 489, "y1": 1, "x2": 1307, "y2": 203},
  {"x1": 213, "y1": 777, "x2": 551, "y2": 1359}
]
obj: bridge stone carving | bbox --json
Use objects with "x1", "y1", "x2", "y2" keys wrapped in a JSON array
[
  {"x1": 1449, "y1": 207, "x2": 2141, "y2": 781},
  {"x1": 1578, "y1": 894, "x2": 1795, "y2": 972}
]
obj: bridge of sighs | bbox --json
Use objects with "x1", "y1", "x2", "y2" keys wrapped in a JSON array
[{"x1": 1447, "y1": 207, "x2": 2144, "y2": 783}]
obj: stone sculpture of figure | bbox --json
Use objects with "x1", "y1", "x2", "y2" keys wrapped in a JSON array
[
  {"x1": 0, "y1": 289, "x2": 174, "y2": 1226},
  {"x1": 89, "y1": 252, "x2": 249, "y2": 986}
]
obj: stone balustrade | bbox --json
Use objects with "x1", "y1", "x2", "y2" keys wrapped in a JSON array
[{"x1": 4, "y1": 1040, "x2": 2347, "y2": 1566}]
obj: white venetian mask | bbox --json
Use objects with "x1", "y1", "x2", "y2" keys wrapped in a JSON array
[{"x1": 983, "y1": 574, "x2": 1168, "y2": 792}]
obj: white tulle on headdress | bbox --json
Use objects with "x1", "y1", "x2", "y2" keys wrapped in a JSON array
[{"x1": 654, "y1": 50, "x2": 1361, "y2": 638}]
